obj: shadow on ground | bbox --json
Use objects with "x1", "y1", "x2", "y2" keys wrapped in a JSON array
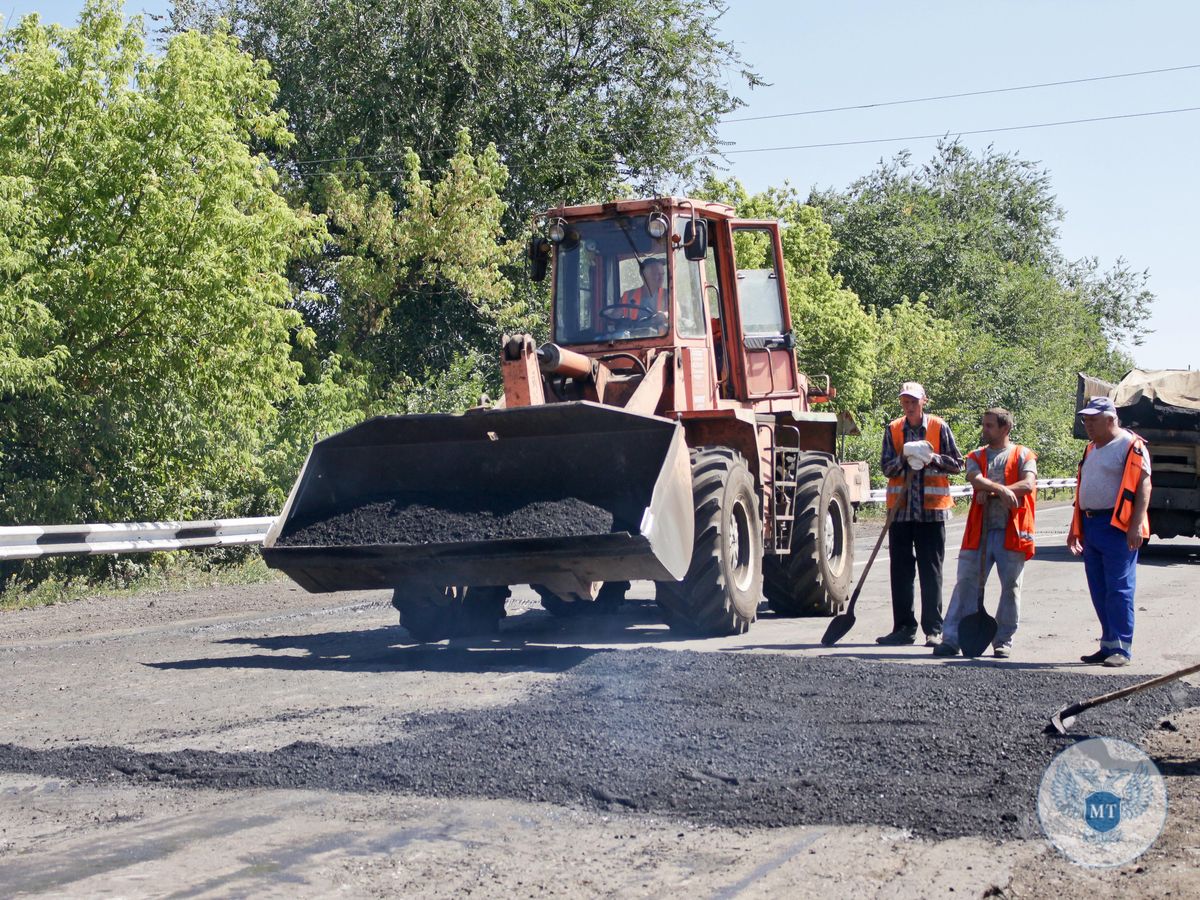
[
  {"x1": 143, "y1": 599, "x2": 705, "y2": 675},
  {"x1": 145, "y1": 628, "x2": 606, "y2": 675},
  {"x1": 1139, "y1": 542, "x2": 1200, "y2": 566}
]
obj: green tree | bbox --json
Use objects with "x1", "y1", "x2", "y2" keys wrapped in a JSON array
[
  {"x1": 306, "y1": 132, "x2": 525, "y2": 392},
  {"x1": 809, "y1": 141, "x2": 1147, "y2": 475},
  {"x1": 171, "y1": 0, "x2": 761, "y2": 397},
  {"x1": 0, "y1": 0, "x2": 325, "y2": 530},
  {"x1": 173, "y1": 0, "x2": 759, "y2": 222},
  {"x1": 810, "y1": 142, "x2": 1063, "y2": 316}
]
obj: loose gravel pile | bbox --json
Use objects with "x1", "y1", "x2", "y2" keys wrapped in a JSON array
[
  {"x1": 277, "y1": 496, "x2": 614, "y2": 547},
  {"x1": 1, "y1": 649, "x2": 1192, "y2": 840}
]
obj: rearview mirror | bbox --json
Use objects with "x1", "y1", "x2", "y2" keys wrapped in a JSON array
[
  {"x1": 683, "y1": 219, "x2": 708, "y2": 261},
  {"x1": 528, "y1": 236, "x2": 551, "y2": 282}
]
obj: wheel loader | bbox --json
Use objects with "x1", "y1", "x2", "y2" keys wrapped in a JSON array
[{"x1": 261, "y1": 197, "x2": 869, "y2": 639}]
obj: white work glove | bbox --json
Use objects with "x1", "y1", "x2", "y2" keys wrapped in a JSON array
[{"x1": 903, "y1": 440, "x2": 934, "y2": 470}]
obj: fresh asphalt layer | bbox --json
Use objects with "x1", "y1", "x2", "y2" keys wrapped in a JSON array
[{"x1": 0, "y1": 648, "x2": 1193, "y2": 841}]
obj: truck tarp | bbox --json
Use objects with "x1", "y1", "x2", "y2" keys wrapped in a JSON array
[{"x1": 1075, "y1": 369, "x2": 1200, "y2": 441}]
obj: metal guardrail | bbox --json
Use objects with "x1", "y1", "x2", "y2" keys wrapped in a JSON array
[
  {"x1": 0, "y1": 479, "x2": 1080, "y2": 561},
  {"x1": 0, "y1": 518, "x2": 276, "y2": 561},
  {"x1": 864, "y1": 477, "x2": 1078, "y2": 503}
]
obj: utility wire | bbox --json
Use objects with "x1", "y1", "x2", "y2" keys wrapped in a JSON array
[
  {"x1": 284, "y1": 64, "x2": 1200, "y2": 167},
  {"x1": 722, "y1": 63, "x2": 1200, "y2": 123},
  {"x1": 725, "y1": 105, "x2": 1200, "y2": 155},
  {"x1": 281, "y1": 104, "x2": 1200, "y2": 173}
]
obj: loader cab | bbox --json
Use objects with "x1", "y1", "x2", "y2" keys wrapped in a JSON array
[
  {"x1": 544, "y1": 201, "x2": 801, "y2": 408},
  {"x1": 551, "y1": 215, "x2": 676, "y2": 345}
]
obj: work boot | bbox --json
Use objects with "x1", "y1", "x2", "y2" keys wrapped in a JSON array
[
  {"x1": 1080, "y1": 650, "x2": 1108, "y2": 664},
  {"x1": 876, "y1": 629, "x2": 917, "y2": 646},
  {"x1": 1102, "y1": 654, "x2": 1130, "y2": 668},
  {"x1": 932, "y1": 642, "x2": 960, "y2": 658}
]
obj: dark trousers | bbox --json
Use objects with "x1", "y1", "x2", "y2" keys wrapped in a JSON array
[{"x1": 888, "y1": 520, "x2": 945, "y2": 635}]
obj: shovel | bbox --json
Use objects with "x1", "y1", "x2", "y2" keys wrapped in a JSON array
[
  {"x1": 958, "y1": 495, "x2": 999, "y2": 658},
  {"x1": 821, "y1": 472, "x2": 909, "y2": 646},
  {"x1": 1046, "y1": 660, "x2": 1200, "y2": 734}
]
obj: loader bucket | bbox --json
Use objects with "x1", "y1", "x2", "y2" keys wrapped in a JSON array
[{"x1": 261, "y1": 401, "x2": 694, "y2": 595}]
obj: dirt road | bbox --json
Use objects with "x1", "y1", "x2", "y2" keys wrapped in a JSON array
[{"x1": 3, "y1": 504, "x2": 1199, "y2": 897}]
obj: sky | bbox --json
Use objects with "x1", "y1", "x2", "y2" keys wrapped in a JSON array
[{"x1": 11, "y1": 1, "x2": 1199, "y2": 372}]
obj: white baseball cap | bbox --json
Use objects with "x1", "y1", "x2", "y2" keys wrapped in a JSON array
[{"x1": 899, "y1": 381, "x2": 927, "y2": 401}]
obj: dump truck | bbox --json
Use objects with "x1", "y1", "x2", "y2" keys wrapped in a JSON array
[
  {"x1": 1076, "y1": 369, "x2": 1200, "y2": 540},
  {"x1": 261, "y1": 197, "x2": 869, "y2": 639}
]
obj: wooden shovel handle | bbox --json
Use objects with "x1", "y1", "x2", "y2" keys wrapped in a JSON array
[
  {"x1": 1066, "y1": 660, "x2": 1200, "y2": 719},
  {"x1": 975, "y1": 494, "x2": 988, "y2": 611},
  {"x1": 846, "y1": 471, "x2": 910, "y2": 613}
]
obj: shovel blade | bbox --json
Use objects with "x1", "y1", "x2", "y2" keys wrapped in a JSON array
[
  {"x1": 958, "y1": 610, "x2": 998, "y2": 658},
  {"x1": 821, "y1": 612, "x2": 856, "y2": 647},
  {"x1": 1044, "y1": 711, "x2": 1075, "y2": 735},
  {"x1": 1044, "y1": 701, "x2": 1086, "y2": 735}
]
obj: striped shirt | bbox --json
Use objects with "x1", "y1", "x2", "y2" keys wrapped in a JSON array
[{"x1": 880, "y1": 414, "x2": 965, "y2": 522}]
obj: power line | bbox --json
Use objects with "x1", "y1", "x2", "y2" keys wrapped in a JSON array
[
  {"x1": 721, "y1": 63, "x2": 1200, "y2": 124},
  {"x1": 281, "y1": 104, "x2": 1200, "y2": 176},
  {"x1": 292, "y1": 151, "x2": 411, "y2": 166},
  {"x1": 725, "y1": 105, "x2": 1200, "y2": 155}
]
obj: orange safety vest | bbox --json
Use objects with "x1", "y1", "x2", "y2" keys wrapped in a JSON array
[
  {"x1": 886, "y1": 415, "x2": 953, "y2": 510},
  {"x1": 616, "y1": 285, "x2": 666, "y2": 319},
  {"x1": 1068, "y1": 433, "x2": 1151, "y2": 542},
  {"x1": 961, "y1": 445, "x2": 1037, "y2": 560}
]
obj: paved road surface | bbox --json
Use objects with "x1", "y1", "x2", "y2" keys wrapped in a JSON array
[{"x1": 2, "y1": 502, "x2": 1199, "y2": 898}]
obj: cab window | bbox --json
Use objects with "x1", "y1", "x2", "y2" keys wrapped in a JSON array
[
  {"x1": 553, "y1": 216, "x2": 670, "y2": 344},
  {"x1": 732, "y1": 227, "x2": 785, "y2": 335}
]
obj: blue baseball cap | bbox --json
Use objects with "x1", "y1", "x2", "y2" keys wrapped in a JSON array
[{"x1": 1077, "y1": 396, "x2": 1117, "y2": 417}]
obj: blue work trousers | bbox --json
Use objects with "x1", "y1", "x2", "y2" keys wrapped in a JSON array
[
  {"x1": 1081, "y1": 515, "x2": 1138, "y2": 659},
  {"x1": 942, "y1": 528, "x2": 1026, "y2": 648}
]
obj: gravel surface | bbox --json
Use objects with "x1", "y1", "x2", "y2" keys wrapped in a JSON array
[
  {"x1": 1, "y1": 649, "x2": 1192, "y2": 841},
  {"x1": 277, "y1": 496, "x2": 614, "y2": 546}
]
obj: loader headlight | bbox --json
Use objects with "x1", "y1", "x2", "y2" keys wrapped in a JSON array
[
  {"x1": 548, "y1": 219, "x2": 568, "y2": 243},
  {"x1": 647, "y1": 212, "x2": 669, "y2": 239}
]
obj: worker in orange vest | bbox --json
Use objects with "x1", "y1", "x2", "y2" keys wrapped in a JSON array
[
  {"x1": 877, "y1": 381, "x2": 963, "y2": 647},
  {"x1": 1068, "y1": 396, "x2": 1152, "y2": 667},
  {"x1": 609, "y1": 257, "x2": 667, "y2": 327},
  {"x1": 934, "y1": 408, "x2": 1036, "y2": 658}
]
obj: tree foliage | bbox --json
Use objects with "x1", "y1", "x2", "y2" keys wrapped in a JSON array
[
  {"x1": 810, "y1": 141, "x2": 1145, "y2": 474},
  {"x1": 0, "y1": 0, "x2": 323, "y2": 528},
  {"x1": 304, "y1": 133, "x2": 525, "y2": 392},
  {"x1": 167, "y1": 0, "x2": 761, "y2": 405},
  {"x1": 173, "y1": 0, "x2": 759, "y2": 220}
]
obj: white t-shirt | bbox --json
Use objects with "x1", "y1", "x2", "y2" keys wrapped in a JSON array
[{"x1": 1078, "y1": 430, "x2": 1150, "y2": 510}]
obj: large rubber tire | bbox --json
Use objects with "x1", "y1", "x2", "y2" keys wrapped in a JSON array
[
  {"x1": 533, "y1": 582, "x2": 628, "y2": 617},
  {"x1": 392, "y1": 585, "x2": 508, "y2": 642},
  {"x1": 763, "y1": 454, "x2": 853, "y2": 616},
  {"x1": 655, "y1": 448, "x2": 762, "y2": 636}
]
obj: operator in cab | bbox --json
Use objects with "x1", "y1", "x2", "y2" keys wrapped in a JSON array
[{"x1": 606, "y1": 257, "x2": 668, "y2": 333}]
